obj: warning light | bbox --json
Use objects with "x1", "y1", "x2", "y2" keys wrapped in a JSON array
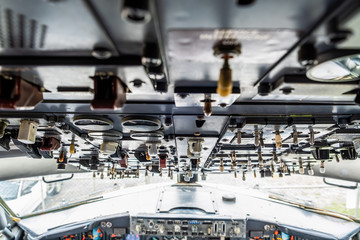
[{"x1": 59, "y1": 151, "x2": 65, "y2": 162}]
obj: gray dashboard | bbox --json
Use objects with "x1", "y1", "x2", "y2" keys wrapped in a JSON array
[{"x1": 17, "y1": 184, "x2": 360, "y2": 240}]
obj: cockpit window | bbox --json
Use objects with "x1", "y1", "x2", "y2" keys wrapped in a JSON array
[
  {"x1": 20, "y1": 180, "x2": 38, "y2": 196},
  {"x1": 0, "y1": 172, "x2": 359, "y2": 219},
  {"x1": 0, "y1": 181, "x2": 20, "y2": 201},
  {"x1": 0, "y1": 173, "x2": 173, "y2": 217}
]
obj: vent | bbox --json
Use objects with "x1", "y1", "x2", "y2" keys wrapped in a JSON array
[{"x1": 0, "y1": 7, "x2": 47, "y2": 49}]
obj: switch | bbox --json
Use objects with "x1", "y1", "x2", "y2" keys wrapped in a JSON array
[
  {"x1": 219, "y1": 157, "x2": 224, "y2": 172},
  {"x1": 292, "y1": 128, "x2": 298, "y2": 145},
  {"x1": 257, "y1": 151, "x2": 264, "y2": 170},
  {"x1": 275, "y1": 130, "x2": 282, "y2": 149},
  {"x1": 18, "y1": 120, "x2": 38, "y2": 144},
  {"x1": 237, "y1": 129, "x2": 242, "y2": 144}
]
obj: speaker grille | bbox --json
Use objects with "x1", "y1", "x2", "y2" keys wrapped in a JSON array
[{"x1": 0, "y1": 7, "x2": 47, "y2": 49}]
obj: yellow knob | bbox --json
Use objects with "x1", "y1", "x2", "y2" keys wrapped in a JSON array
[
  {"x1": 146, "y1": 151, "x2": 151, "y2": 160},
  {"x1": 69, "y1": 142, "x2": 75, "y2": 154},
  {"x1": 217, "y1": 58, "x2": 232, "y2": 97},
  {"x1": 59, "y1": 152, "x2": 64, "y2": 162},
  {"x1": 275, "y1": 132, "x2": 282, "y2": 149}
]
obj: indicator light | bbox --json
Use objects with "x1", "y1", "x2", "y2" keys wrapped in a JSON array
[
  {"x1": 59, "y1": 150, "x2": 65, "y2": 163},
  {"x1": 146, "y1": 149, "x2": 151, "y2": 160}
]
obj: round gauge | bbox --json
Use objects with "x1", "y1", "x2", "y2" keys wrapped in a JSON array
[
  {"x1": 106, "y1": 222, "x2": 113, "y2": 228},
  {"x1": 88, "y1": 130, "x2": 123, "y2": 141},
  {"x1": 73, "y1": 116, "x2": 113, "y2": 131},
  {"x1": 100, "y1": 222, "x2": 107, "y2": 228},
  {"x1": 130, "y1": 130, "x2": 164, "y2": 141},
  {"x1": 306, "y1": 54, "x2": 360, "y2": 82},
  {"x1": 122, "y1": 116, "x2": 161, "y2": 132}
]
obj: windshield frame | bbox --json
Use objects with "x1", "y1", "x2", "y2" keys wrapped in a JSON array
[
  {"x1": 0, "y1": 196, "x2": 20, "y2": 221},
  {"x1": 1, "y1": 172, "x2": 360, "y2": 222}
]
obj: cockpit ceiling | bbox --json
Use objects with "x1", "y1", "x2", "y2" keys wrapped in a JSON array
[{"x1": 0, "y1": 0, "x2": 360, "y2": 183}]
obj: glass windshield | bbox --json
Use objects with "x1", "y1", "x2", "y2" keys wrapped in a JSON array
[
  {"x1": 0, "y1": 181, "x2": 20, "y2": 201},
  {"x1": 1, "y1": 171, "x2": 359, "y2": 219},
  {"x1": 0, "y1": 173, "x2": 173, "y2": 217},
  {"x1": 204, "y1": 174, "x2": 360, "y2": 218}
]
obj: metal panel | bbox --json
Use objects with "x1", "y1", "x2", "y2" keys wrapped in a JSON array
[
  {"x1": 0, "y1": 0, "x2": 116, "y2": 53},
  {"x1": 157, "y1": 186, "x2": 218, "y2": 214}
]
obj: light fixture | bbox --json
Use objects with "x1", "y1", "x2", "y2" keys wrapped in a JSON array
[
  {"x1": 311, "y1": 147, "x2": 331, "y2": 160},
  {"x1": 306, "y1": 49, "x2": 360, "y2": 82},
  {"x1": 298, "y1": 159, "x2": 305, "y2": 174},
  {"x1": 340, "y1": 146, "x2": 358, "y2": 160},
  {"x1": 307, "y1": 162, "x2": 314, "y2": 176},
  {"x1": 319, "y1": 160, "x2": 326, "y2": 174}
]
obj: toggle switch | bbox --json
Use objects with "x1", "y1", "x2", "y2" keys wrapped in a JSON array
[
  {"x1": 257, "y1": 151, "x2": 264, "y2": 170},
  {"x1": 292, "y1": 128, "x2": 298, "y2": 145},
  {"x1": 18, "y1": 120, "x2": 38, "y2": 144},
  {"x1": 237, "y1": 129, "x2": 241, "y2": 144},
  {"x1": 275, "y1": 130, "x2": 282, "y2": 149},
  {"x1": 201, "y1": 94, "x2": 216, "y2": 117},
  {"x1": 219, "y1": 157, "x2": 224, "y2": 172}
]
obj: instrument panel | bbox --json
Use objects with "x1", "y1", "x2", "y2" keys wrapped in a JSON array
[
  {"x1": 26, "y1": 214, "x2": 351, "y2": 240},
  {"x1": 130, "y1": 216, "x2": 246, "y2": 239},
  {"x1": 59, "y1": 225, "x2": 127, "y2": 240}
]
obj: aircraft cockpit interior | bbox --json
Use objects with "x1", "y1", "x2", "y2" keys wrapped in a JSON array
[{"x1": 1, "y1": 0, "x2": 360, "y2": 240}]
